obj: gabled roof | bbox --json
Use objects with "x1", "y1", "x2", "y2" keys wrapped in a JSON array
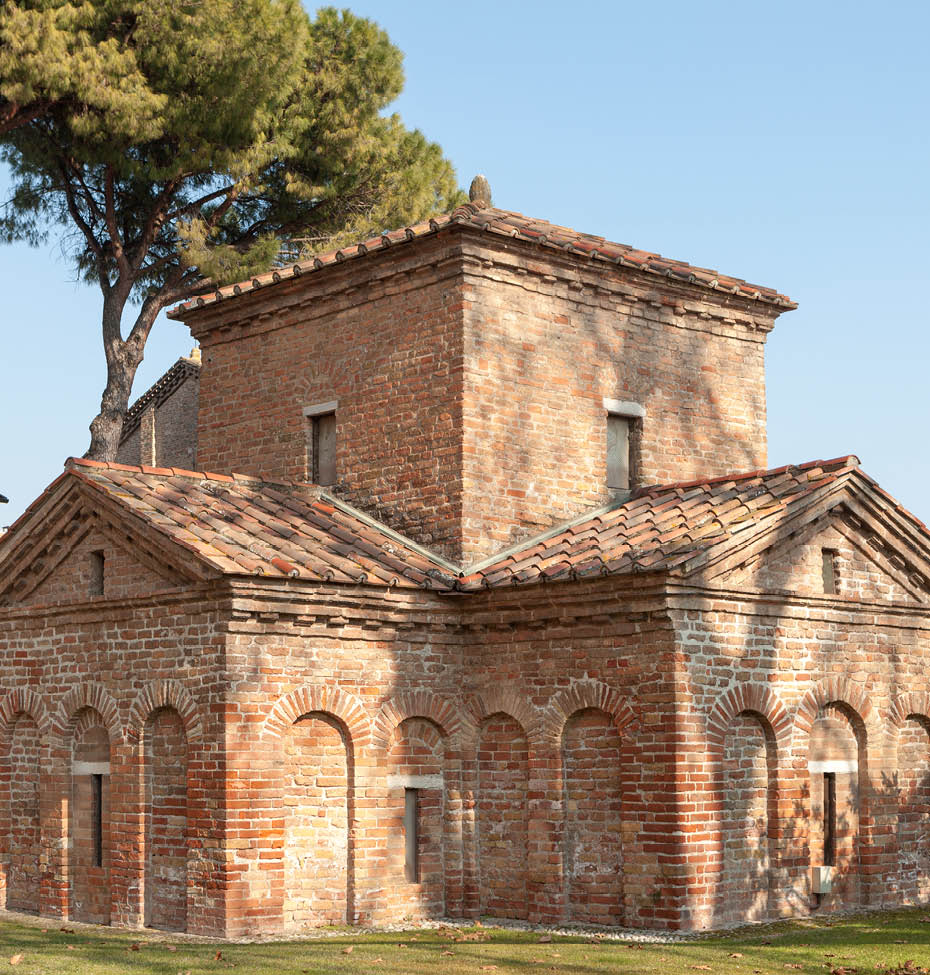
[
  {"x1": 458, "y1": 457, "x2": 930, "y2": 594},
  {"x1": 0, "y1": 459, "x2": 458, "y2": 593},
  {"x1": 4, "y1": 456, "x2": 929, "y2": 602},
  {"x1": 169, "y1": 202, "x2": 795, "y2": 320},
  {"x1": 120, "y1": 352, "x2": 200, "y2": 442}
]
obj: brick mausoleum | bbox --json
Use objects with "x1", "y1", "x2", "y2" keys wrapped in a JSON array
[{"x1": 1, "y1": 186, "x2": 930, "y2": 937}]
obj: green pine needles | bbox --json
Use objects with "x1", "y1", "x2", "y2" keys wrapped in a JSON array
[{"x1": 0, "y1": 0, "x2": 464, "y2": 459}]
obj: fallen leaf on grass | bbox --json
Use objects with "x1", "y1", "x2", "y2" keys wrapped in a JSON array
[
  {"x1": 481, "y1": 967, "x2": 497, "y2": 971},
  {"x1": 730, "y1": 953, "x2": 744, "y2": 959},
  {"x1": 60, "y1": 927, "x2": 74, "y2": 934},
  {"x1": 214, "y1": 950, "x2": 223, "y2": 961},
  {"x1": 66, "y1": 945, "x2": 75, "y2": 951},
  {"x1": 369, "y1": 958, "x2": 383, "y2": 965},
  {"x1": 441, "y1": 950, "x2": 454, "y2": 956},
  {"x1": 692, "y1": 966, "x2": 712, "y2": 971},
  {"x1": 538, "y1": 936, "x2": 552, "y2": 943},
  {"x1": 342, "y1": 946, "x2": 354, "y2": 955},
  {"x1": 785, "y1": 965, "x2": 803, "y2": 970},
  {"x1": 831, "y1": 968, "x2": 858, "y2": 975},
  {"x1": 166, "y1": 945, "x2": 178, "y2": 952},
  {"x1": 9, "y1": 955, "x2": 22, "y2": 966},
  {"x1": 130, "y1": 943, "x2": 141, "y2": 951}
]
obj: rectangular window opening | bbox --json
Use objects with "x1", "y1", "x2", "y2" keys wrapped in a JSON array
[
  {"x1": 304, "y1": 407, "x2": 337, "y2": 486},
  {"x1": 607, "y1": 413, "x2": 632, "y2": 491},
  {"x1": 89, "y1": 551, "x2": 105, "y2": 597},
  {"x1": 822, "y1": 549, "x2": 838, "y2": 595},
  {"x1": 91, "y1": 773, "x2": 103, "y2": 868},
  {"x1": 403, "y1": 787, "x2": 419, "y2": 883},
  {"x1": 823, "y1": 771, "x2": 836, "y2": 867}
]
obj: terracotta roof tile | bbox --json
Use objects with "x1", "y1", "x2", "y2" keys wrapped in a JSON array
[
  {"x1": 459, "y1": 456, "x2": 863, "y2": 590},
  {"x1": 59, "y1": 458, "x2": 458, "y2": 589},
  {"x1": 169, "y1": 203, "x2": 795, "y2": 320}
]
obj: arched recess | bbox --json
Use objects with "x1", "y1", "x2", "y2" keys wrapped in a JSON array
[
  {"x1": 706, "y1": 685, "x2": 790, "y2": 926},
  {"x1": 537, "y1": 679, "x2": 636, "y2": 925},
  {"x1": 0, "y1": 690, "x2": 49, "y2": 915},
  {"x1": 128, "y1": 680, "x2": 205, "y2": 744},
  {"x1": 561, "y1": 706, "x2": 624, "y2": 924},
  {"x1": 52, "y1": 683, "x2": 122, "y2": 747},
  {"x1": 386, "y1": 715, "x2": 448, "y2": 918},
  {"x1": 536, "y1": 678, "x2": 636, "y2": 746},
  {"x1": 280, "y1": 710, "x2": 354, "y2": 930},
  {"x1": 373, "y1": 690, "x2": 466, "y2": 752},
  {"x1": 68, "y1": 706, "x2": 113, "y2": 925},
  {"x1": 889, "y1": 694, "x2": 930, "y2": 904},
  {"x1": 475, "y1": 710, "x2": 530, "y2": 919},
  {"x1": 795, "y1": 679, "x2": 872, "y2": 911},
  {"x1": 143, "y1": 706, "x2": 189, "y2": 932},
  {"x1": 263, "y1": 685, "x2": 371, "y2": 748}
]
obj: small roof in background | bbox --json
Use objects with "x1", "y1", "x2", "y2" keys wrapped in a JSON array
[{"x1": 120, "y1": 350, "x2": 201, "y2": 443}]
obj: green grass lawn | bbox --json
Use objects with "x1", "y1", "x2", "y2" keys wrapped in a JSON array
[{"x1": 0, "y1": 909, "x2": 928, "y2": 975}]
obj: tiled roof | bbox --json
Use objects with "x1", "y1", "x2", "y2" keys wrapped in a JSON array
[
  {"x1": 459, "y1": 456, "x2": 882, "y2": 590},
  {"x1": 57, "y1": 458, "x2": 459, "y2": 589},
  {"x1": 120, "y1": 355, "x2": 200, "y2": 442},
  {"x1": 7, "y1": 456, "x2": 926, "y2": 598},
  {"x1": 169, "y1": 202, "x2": 795, "y2": 319}
]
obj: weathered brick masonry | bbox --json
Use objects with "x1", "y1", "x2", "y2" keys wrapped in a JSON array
[{"x1": 1, "y1": 199, "x2": 929, "y2": 937}]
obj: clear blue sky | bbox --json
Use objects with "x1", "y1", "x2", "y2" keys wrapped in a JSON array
[{"x1": 2, "y1": 0, "x2": 928, "y2": 527}]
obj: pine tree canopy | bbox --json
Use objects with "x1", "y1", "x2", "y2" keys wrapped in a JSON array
[{"x1": 0, "y1": 0, "x2": 465, "y2": 459}]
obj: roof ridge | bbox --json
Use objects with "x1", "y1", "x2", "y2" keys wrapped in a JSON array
[
  {"x1": 635, "y1": 456, "x2": 860, "y2": 496},
  {"x1": 169, "y1": 204, "x2": 797, "y2": 320},
  {"x1": 64, "y1": 456, "x2": 323, "y2": 498},
  {"x1": 119, "y1": 356, "x2": 200, "y2": 441}
]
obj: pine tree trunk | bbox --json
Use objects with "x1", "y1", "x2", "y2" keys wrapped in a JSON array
[{"x1": 84, "y1": 292, "x2": 145, "y2": 462}]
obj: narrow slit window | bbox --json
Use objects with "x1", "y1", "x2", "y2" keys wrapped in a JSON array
[
  {"x1": 404, "y1": 788, "x2": 419, "y2": 883},
  {"x1": 91, "y1": 773, "x2": 103, "y2": 867},
  {"x1": 822, "y1": 549, "x2": 838, "y2": 595},
  {"x1": 304, "y1": 404, "x2": 338, "y2": 486},
  {"x1": 89, "y1": 551, "x2": 105, "y2": 597},
  {"x1": 823, "y1": 772, "x2": 836, "y2": 866},
  {"x1": 606, "y1": 414, "x2": 631, "y2": 491}
]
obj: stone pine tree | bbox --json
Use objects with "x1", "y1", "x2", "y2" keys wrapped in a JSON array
[
  {"x1": 0, "y1": 1, "x2": 163, "y2": 136},
  {"x1": 0, "y1": 1, "x2": 464, "y2": 461}
]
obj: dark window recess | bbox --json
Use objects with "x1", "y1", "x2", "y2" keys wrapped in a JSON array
[
  {"x1": 404, "y1": 788, "x2": 419, "y2": 883},
  {"x1": 310, "y1": 412, "x2": 337, "y2": 486},
  {"x1": 607, "y1": 414, "x2": 631, "y2": 491},
  {"x1": 89, "y1": 551, "x2": 105, "y2": 596},
  {"x1": 91, "y1": 773, "x2": 104, "y2": 867},
  {"x1": 823, "y1": 772, "x2": 836, "y2": 867},
  {"x1": 822, "y1": 549, "x2": 838, "y2": 594}
]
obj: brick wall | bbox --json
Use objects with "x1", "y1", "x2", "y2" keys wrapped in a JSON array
[
  {"x1": 476, "y1": 714, "x2": 528, "y2": 918},
  {"x1": 282, "y1": 713, "x2": 350, "y2": 930},
  {"x1": 562, "y1": 708, "x2": 624, "y2": 923},
  {"x1": 116, "y1": 373, "x2": 199, "y2": 470},
  {"x1": 458, "y1": 234, "x2": 774, "y2": 560},
  {"x1": 1, "y1": 504, "x2": 930, "y2": 938},
  {"x1": 0, "y1": 580, "x2": 226, "y2": 935},
  {"x1": 70, "y1": 716, "x2": 111, "y2": 925},
  {"x1": 20, "y1": 529, "x2": 180, "y2": 607},
  {"x1": 180, "y1": 227, "x2": 781, "y2": 564},
  {"x1": 4, "y1": 713, "x2": 41, "y2": 913},
  {"x1": 190, "y1": 237, "x2": 467, "y2": 561},
  {"x1": 144, "y1": 707, "x2": 188, "y2": 932}
]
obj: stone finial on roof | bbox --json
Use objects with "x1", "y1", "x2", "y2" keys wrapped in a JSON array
[
  {"x1": 469, "y1": 174, "x2": 492, "y2": 206},
  {"x1": 187, "y1": 346, "x2": 202, "y2": 363}
]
